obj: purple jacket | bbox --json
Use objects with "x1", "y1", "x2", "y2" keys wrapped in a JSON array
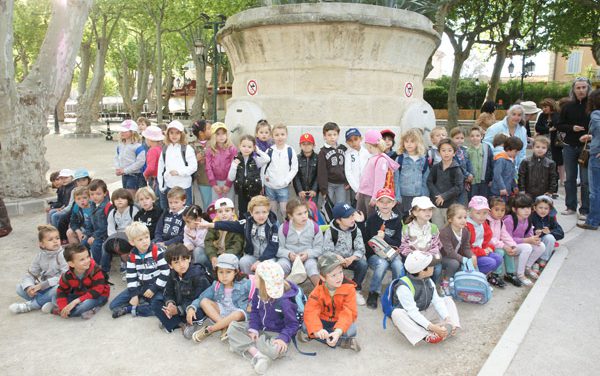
[
  {"x1": 248, "y1": 282, "x2": 299, "y2": 343},
  {"x1": 502, "y1": 214, "x2": 532, "y2": 244}
]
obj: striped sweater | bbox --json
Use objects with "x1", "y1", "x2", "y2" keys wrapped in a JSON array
[
  {"x1": 56, "y1": 259, "x2": 110, "y2": 311},
  {"x1": 126, "y1": 243, "x2": 170, "y2": 297}
]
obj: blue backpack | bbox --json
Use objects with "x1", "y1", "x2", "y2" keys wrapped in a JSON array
[
  {"x1": 450, "y1": 260, "x2": 492, "y2": 304},
  {"x1": 381, "y1": 276, "x2": 413, "y2": 329}
]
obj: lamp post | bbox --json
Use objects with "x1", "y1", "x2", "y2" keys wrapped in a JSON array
[
  {"x1": 473, "y1": 78, "x2": 480, "y2": 120},
  {"x1": 201, "y1": 14, "x2": 227, "y2": 122},
  {"x1": 508, "y1": 42, "x2": 536, "y2": 100}
]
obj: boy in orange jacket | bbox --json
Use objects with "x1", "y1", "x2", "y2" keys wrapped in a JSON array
[{"x1": 302, "y1": 252, "x2": 360, "y2": 352}]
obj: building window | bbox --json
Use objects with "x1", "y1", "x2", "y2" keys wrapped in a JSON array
[{"x1": 566, "y1": 51, "x2": 582, "y2": 74}]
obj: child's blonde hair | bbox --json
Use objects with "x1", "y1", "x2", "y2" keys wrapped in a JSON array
[
  {"x1": 37, "y1": 224, "x2": 59, "y2": 242},
  {"x1": 72, "y1": 186, "x2": 89, "y2": 199},
  {"x1": 248, "y1": 195, "x2": 270, "y2": 213},
  {"x1": 397, "y1": 128, "x2": 426, "y2": 156},
  {"x1": 271, "y1": 123, "x2": 288, "y2": 135},
  {"x1": 135, "y1": 186, "x2": 157, "y2": 202},
  {"x1": 446, "y1": 203, "x2": 467, "y2": 221},
  {"x1": 430, "y1": 126, "x2": 447, "y2": 140},
  {"x1": 208, "y1": 125, "x2": 233, "y2": 152},
  {"x1": 533, "y1": 135, "x2": 551, "y2": 148},
  {"x1": 125, "y1": 222, "x2": 150, "y2": 242},
  {"x1": 449, "y1": 127, "x2": 464, "y2": 138}
]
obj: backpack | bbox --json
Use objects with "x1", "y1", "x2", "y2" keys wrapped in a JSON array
[
  {"x1": 375, "y1": 154, "x2": 395, "y2": 191},
  {"x1": 306, "y1": 198, "x2": 326, "y2": 226},
  {"x1": 275, "y1": 287, "x2": 316, "y2": 356},
  {"x1": 281, "y1": 220, "x2": 319, "y2": 238},
  {"x1": 117, "y1": 144, "x2": 147, "y2": 174},
  {"x1": 103, "y1": 202, "x2": 113, "y2": 217},
  {"x1": 129, "y1": 244, "x2": 159, "y2": 263},
  {"x1": 381, "y1": 276, "x2": 414, "y2": 329},
  {"x1": 330, "y1": 225, "x2": 357, "y2": 250},
  {"x1": 108, "y1": 205, "x2": 135, "y2": 222},
  {"x1": 264, "y1": 146, "x2": 293, "y2": 174},
  {"x1": 450, "y1": 260, "x2": 492, "y2": 304}
]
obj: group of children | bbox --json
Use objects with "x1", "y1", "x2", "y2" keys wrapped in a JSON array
[{"x1": 9, "y1": 118, "x2": 566, "y2": 374}]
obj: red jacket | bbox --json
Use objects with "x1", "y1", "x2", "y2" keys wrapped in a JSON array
[
  {"x1": 56, "y1": 259, "x2": 110, "y2": 310},
  {"x1": 144, "y1": 146, "x2": 162, "y2": 178},
  {"x1": 466, "y1": 221, "x2": 495, "y2": 257}
]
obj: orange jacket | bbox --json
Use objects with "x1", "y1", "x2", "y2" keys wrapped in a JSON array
[{"x1": 303, "y1": 279, "x2": 357, "y2": 336}]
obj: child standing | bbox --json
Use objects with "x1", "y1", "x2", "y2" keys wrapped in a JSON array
[
  {"x1": 227, "y1": 261, "x2": 300, "y2": 374},
  {"x1": 154, "y1": 187, "x2": 188, "y2": 247},
  {"x1": 115, "y1": 120, "x2": 147, "y2": 196},
  {"x1": 152, "y1": 244, "x2": 212, "y2": 337},
  {"x1": 465, "y1": 196, "x2": 505, "y2": 287},
  {"x1": 394, "y1": 128, "x2": 430, "y2": 216},
  {"x1": 255, "y1": 119, "x2": 273, "y2": 152},
  {"x1": 487, "y1": 197, "x2": 521, "y2": 287},
  {"x1": 205, "y1": 122, "x2": 237, "y2": 202},
  {"x1": 66, "y1": 187, "x2": 93, "y2": 245},
  {"x1": 229, "y1": 135, "x2": 270, "y2": 215},
  {"x1": 344, "y1": 128, "x2": 371, "y2": 203},
  {"x1": 357, "y1": 130, "x2": 399, "y2": 217},
  {"x1": 381, "y1": 129, "x2": 397, "y2": 159},
  {"x1": 262, "y1": 124, "x2": 298, "y2": 219},
  {"x1": 182, "y1": 205, "x2": 210, "y2": 271},
  {"x1": 518, "y1": 136, "x2": 558, "y2": 199},
  {"x1": 293, "y1": 133, "x2": 319, "y2": 202},
  {"x1": 491, "y1": 136, "x2": 524, "y2": 200},
  {"x1": 317, "y1": 122, "x2": 348, "y2": 204},
  {"x1": 303, "y1": 253, "x2": 361, "y2": 351},
  {"x1": 9, "y1": 225, "x2": 68, "y2": 314},
  {"x1": 133, "y1": 187, "x2": 162, "y2": 238},
  {"x1": 364, "y1": 188, "x2": 404, "y2": 309},
  {"x1": 141, "y1": 125, "x2": 165, "y2": 201},
  {"x1": 391, "y1": 251, "x2": 460, "y2": 345},
  {"x1": 187, "y1": 254, "x2": 253, "y2": 342},
  {"x1": 111, "y1": 222, "x2": 170, "y2": 318},
  {"x1": 427, "y1": 126, "x2": 448, "y2": 165},
  {"x1": 276, "y1": 198, "x2": 324, "y2": 286},
  {"x1": 48, "y1": 244, "x2": 110, "y2": 319},
  {"x1": 466, "y1": 126, "x2": 493, "y2": 199},
  {"x1": 530, "y1": 195, "x2": 564, "y2": 269},
  {"x1": 449, "y1": 127, "x2": 473, "y2": 205},
  {"x1": 322, "y1": 202, "x2": 368, "y2": 306},
  {"x1": 398, "y1": 196, "x2": 443, "y2": 284},
  {"x1": 157, "y1": 120, "x2": 198, "y2": 208},
  {"x1": 190, "y1": 120, "x2": 213, "y2": 209},
  {"x1": 87, "y1": 179, "x2": 111, "y2": 264},
  {"x1": 204, "y1": 198, "x2": 245, "y2": 270},
  {"x1": 438, "y1": 204, "x2": 475, "y2": 288},
  {"x1": 426, "y1": 139, "x2": 464, "y2": 228},
  {"x1": 503, "y1": 194, "x2": 546, "y2": 286}
]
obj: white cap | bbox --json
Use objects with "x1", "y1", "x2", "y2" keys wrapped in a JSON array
[
  {"x1": 405, "y1": 251, "x2": 435, "y2": 274},
  {"x1": 214, "y1": 197, "x2": 235, "y2": 209},
  {"x1": 167, "y1": 120, "x2": 185, "y2": 132},
  {"x1": 115, "y1": 119, "x2": 138, "y2": 133},
  {"x1": 411, "y1": 196, "x2": 435, "y2": 210},
  {"x1": 58, "y1": 169, "x2": 74, "y2": 178}
]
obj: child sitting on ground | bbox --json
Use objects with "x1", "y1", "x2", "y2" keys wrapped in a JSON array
[
  {"x1": 518, "y1": 136, "x2": 558, "y2": 200},
  {"x1": 154, "y1": 186, "x2": 188, "y2": 246},
  {"x1": 491, "y1": 136, "x2": 523, "y2": 201},
  {"x1": 487, "y1": 197, "x2": 521, "y2": 287},
  {"x1": 9, "y1": 225, "x2": 68, "y2": 314},
  {"x1": 182, "y1": 205, "x2": 211, "y2": 271},
  {"x1": 322, "y1": 202, "x2": 368, "y2": 306},
  {"x1": 133, "y1": 187, "x2": 162, "y2": 237},
  {"x1": 390, "y1": 251, "x2": 460, "y2": 345},
  {"x1": 47, "y1": 169, "x2": 75, "y2": 226},
  {"x1": 66, "y1": 187, "x2": 93, "y2": 245},
  {"x1": 303, "y1": 252, "x2": 361, "y2": 351},
  {"x1": 47, "y1": 244, "x2": 110, "y2": 319},
  {"x1": 87, "y1": 179, "x2": 111, "y2": 264},
  {"x1": 227, "y1": 261, "x2": 300, "y2": 374},
  {"x1": 204, "y1": 198, "x2": 245, "y2": 270},
  {"x1": 110, "y1": 222, "x2": 170, "y2": 318},
  {"x1": 530, "y1": 195, "x2": 563, "y2": 270},
  {"x1": 276, "y1": 198, "x2": 324, "y2": 286},
  {"x1": 152, "y1": 244, "x2": 212, "y2": 338},
  {"x1": 200, "y1": 195, "x2": 279, "y2": 276},
  {"x1": 426, "y1": 139, "x2": 463, "y2": 228},
  {"x1": 187, "y1": 254, "x2": 253, "y2": 342}
]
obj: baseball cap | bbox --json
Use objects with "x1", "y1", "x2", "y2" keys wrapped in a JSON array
[
  {"x1": 299, "y1": 133, "x2": 315, "y2": 145},
  {"x1": 376, "y1": 188, "x2": 395, "y2": 201},
  {"x1": 214, "y1": 197, "x2": 235, "y2": 209},
  {"x1": 468, "y1": 196, "x2": 490, "y2": 211},
  {"x1": 332, "y1": 202, "x2": 356, "y2": 220},
  {"x1": 216, "y1": 253, "x2": 239, "y2": 270},
  {"x1": 115, "y1": 119, "x2": 138, "y2": 133},
  {"x1": 411, "y1": 196, "x2": 435, "y2": 210},
  {"x1": 255, "y1": 261, "x2": 285, "y2": 299},
  {"x1": 364, "y1": 129, "x2": 382, "y2": 145},
  {"x1": 318, "y1": 252, "x2": 344, "y2": 275},
  {"x1": 404, "y1": 251, "x2": 440, "y2": 274},
  {"x1": 73, "y1": 168, "x2": 90, "y2": 180},
  {"x1": 380, "y1": 129, "x2": 396, "y2": 139},
  {"x1": 345, "y1": 128, "x2": 361, "y2": 141},
  {"x1": 58, "y1": 169, "x2": 74, "y2": 178},
  {"x1": 212, "y1": 122, "x2": 228, "y2": 133},
  {"x1": 166, "y1": 120, "x2": 184, "y2": 132}
]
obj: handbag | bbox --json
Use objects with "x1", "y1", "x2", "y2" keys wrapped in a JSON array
[
  {"x1": 287, "y1": 256, "x2": 308, "y2": 285},
  {"x1": 578, "y1": 127, "x2": 592, "y2": 167}
]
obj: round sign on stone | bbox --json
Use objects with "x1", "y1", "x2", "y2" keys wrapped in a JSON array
[
  {"x1": 247, "y1": 80, "x2": 258, "y2": 96},
  {"x1": 404, "y1": 82, "x2": 414, "y2": 98}
]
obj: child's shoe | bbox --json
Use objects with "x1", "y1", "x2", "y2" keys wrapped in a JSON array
[
  {"x1": 112, "y1": 306, "x2": 130, "y2": 319},
  {"x1": 9, "y1": 301, "x2": 33, "y2": 314},
  {"x1": 192, "y1": 324, "x2": 213, "y2": 342},
  {"x1": 424, "y1": 332, "x2": 443, "y2": 344},
  {"x1": 366, "y1": 292, "x2": 379, "y2": 309},
  {"x1": 252, "y1": 352, "x2": 272, "y2": 375},
  {"x1": 339, "y1": 337, "x2": 361, "y2": 352},
  {"x1": 503, "y1": 273, "x2": 522, "y2": 287},
  {"x1": 487, "y1": 274, "x2": 506, "y2": 288},
  {"x1": 183, "y1": 323, "x2": 201, "y2": 340},
  {"x1": 355, "y1": 291, "x2": 366, "y2": 306},
  {"x1": 525, "y1": 267, "x2": 539, "y2": 280},
  {"x1": 41, "y1": 302, "x2": 55, "y2": 314},
  {"x1": 81, "y1": 308, "x2": 98, "y2": 320},
  {"x1": 517, "y1": 274, "x2": 533, "y2": 286}
]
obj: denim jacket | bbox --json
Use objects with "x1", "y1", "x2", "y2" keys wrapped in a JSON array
[
  {"x1": 188, "y1": 277, "x2": 252, "y2": 312},
  {"x1": 491, "y1": 152, "x2": 516, "y2": 195},
  {"x1": 394, "y1": 153, "x2": 429, "y2": 198}
]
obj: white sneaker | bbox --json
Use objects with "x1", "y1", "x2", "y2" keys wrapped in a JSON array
[
  {"x1": 41, "y1": 302, "x2": 55, "y2": 314},
  {"x1": 355, "y1": 291, "x2": 366, "y2": 306},
  {"x1": 517, "y1": 275, "x2": 533, "y2": 286},
  {"x1": 252, "y1": 353, "x2": 272, "y2": 375},
  {"x1": 578, "y1": 213, "x2": 588, "y2": 221},
  {"x1": 9, "y1": 301, "x2": 33, "y2": 314}
]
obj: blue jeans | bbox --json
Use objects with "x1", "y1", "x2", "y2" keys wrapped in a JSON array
[
  {"x1": 64, "y1": 294, "x2": 107, "y2": 317},
  {"x1": 367, "y1": 255, "x2": 404, "y2": 293},
  {"x1": 265, "y1": 186, "x2": 289, "y2": 202},
  {"x1": 563, "y1": 145, "x2": 589, "y2": 214},
  {"x1": 327, "y1": 183, "x2": 347, "y2": 205},
  {"x1": 90, "y1": 238, "x2": 104, "y2": 264},
  {"x1": 587, "y1": 155, "x2": 600, "y2": 226},
  {"x1": 469, "y1": 182, "x2": 489, "y2": 200},
  {"x1": 109, "y1": 289, "x2": 162, "y2": 317},
  {"x1": 151, "y1": 298, "x2": 206, "y2": 332},
  {"x1": 197, "y1": 184, "x2": 213, "y2": 210},
  {"x1": 122, "y1": 173, "x2": 146, "y2": 190},
  {"x1": 160, "y1": 186, "x2": 193, "y2": 210},
  {"x1": 16, "y1": 284, "x2": 57, "y2": 309},
  {"x1": 346, "y1": 258, "x2": 368, "y2": 291},
  {"x1": 50, "y1": 210, "x2": 69, "y2": 228}
]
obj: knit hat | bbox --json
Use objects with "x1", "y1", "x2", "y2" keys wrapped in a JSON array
[
  {"x1": 345, "y1": 128, "x2": 361, "y2": 140},
  {"x1": 318, "y1": 252, "x2": 344, "y2": 275},
  {"x1": 468, "y1": 196, "x2": 490, "y2": 211},
  {"x1": 167, "y1": 120, "x2": 184, "y2": 132},
  {"x1": 299, "y1": 133, "x2": 315, "y2": 145},
  {"x1": 216, "y1": 254, "x2": 239, "y2": 270},
  {"x1": 115, "y1": 119, "x2": 138, "y2": 133},
  {"x1": 142, "y1": 125, "x2": 165, "y2": 141},
  {"x1": 255, "y1": 260, "x2": 285, "y2": 299},
  {"x1": 364, "y1": 130, "x2": 382, "y2": 145}
]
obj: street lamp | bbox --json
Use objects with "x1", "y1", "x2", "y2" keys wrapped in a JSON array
[
  {"x1": 508, "y1": 42, "x2": 536, "y2": 99},
  {"x1": 473, "y1": 78, "x2": 480, "y2": 120},
  {"x1": 201, "y1": 14, "x2": 227, "y2": 122}
]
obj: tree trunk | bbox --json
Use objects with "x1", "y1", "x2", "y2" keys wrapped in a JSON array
[
  {"x1": 162, "y1": 74, "x2": 173, "y2": 116},
  {"x1": 155, "y1": 23, "x2": 163, "y2": 123},
  {"x1": 0, "y1": 0, "x2": 92, "y2": 198},
  {"x1": 56, "y1": 79, "x2": 72, "y2": 122},
  {"x1": 190, "y1": 54, "x2": 206, "y2": 120},
  {"x1": 78, "y1": 39, "x2": 91, "y2": 99},
  {"x1": 485, "y1": 41, "x2": 509, "y2": 103},
  {"x1": 592, "y1": 29, "x2": 600, "y2": 66},
  {"x1": 447, "y1": 51, "x2": 468, "y2": 129}
]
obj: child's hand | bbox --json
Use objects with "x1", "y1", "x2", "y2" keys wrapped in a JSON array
[
  {"x1": 248, "y1": 331, "x2": 259, "y2": 342},
  {"x1": 186, "y1": 308, "x2": 196, "y2": 324},
  {"x1": 232, "y1": 159, "x2": 240, "y2": 166},
  {"x1": 543, "y1": 227, "x2": 550, "y2": 234},
  {"x1": 213, "y1": 185, "x2": 222, "y2": 195},
  {"x1": 143, "y1": 289, "x2": 154, "y2": 299},
  {"x1": 289, "y1": 252, "x2": 297, "y2": 262},
  {"x1": 251, "y1": 261, "x2": 259, "y2": 272},
  {"x1": 129, "y1": 296, "x2": 139, "y2": 306},
  {"x1": 61, "y1": 298, "x2": 80, "y2": 318},
  {"x1": 535, "y1": 229, "x2": 543, "y2": 236},
  {"x1": 308, "y1": 191, "x2": 317, "y2": 198},
  {"x1": 344, "y1": 185, "x2": 350, "y2": 191},
  {"x1": 222, "y1": 185, "x2": 230, "y2": 194},
  {"x1": 368, "y1": 199, "x2": 376, "y2": 207},
  {"x1": 428, "y1": 323, "x2": 448, "y2": 339},
  {"x1": 197, "y1": 220, "x2": 213, "y2": 229},
  {"x1": 26, "y1": 285, "x2": 40, "y2": 297},
  {"x1": 170, "y1": 170, "x2": 179, "y2": 176},
  {"x1": 343, "y1": 256, "x2": 356, "y2": 268},
  {"x1": 326, "y1": 330, "x2": 342, "y2": 347},
  {"x1": 353, "y1": 211, "x2": 365, "y2": 222},
  {"x1": 435, "y1": 195, "x2": 444, "y2": 206},
  {"x1": 314, "y1": 329, "x2": 329, "y2": 340},
  {"x1": 377, "y1": 230, "x2": 385, "y2": 238},
  {"x1": 299, "y1": 252, "x2": 308, "y2": 262},
  {"x1": 272, "y1": 339, "x2": 288, "y2": 354},
  {"x1": 87, "y1": 237, "x2": 94, "y2": 245},
  {"x1": 485, "y1": 247, "x2": 493, "y2": 255},
  {"x1": 76, "y1": 230, "x2": 85, "y2": 241},
  {"x1": 466, "y1": 175, "x2": 474, "y2": 183},
  {"x1": 298, "y1": 191, "x2": 306, "y2": 199},
  {"x1": 500, "y1": 189, "x2": 508, "y2": 197},
  {"x1": 506, "y1": 247, "x2": 517, "y2": 256},
  {"x1": 115, "y1": 168, "x2": 124, "y2": 176}
]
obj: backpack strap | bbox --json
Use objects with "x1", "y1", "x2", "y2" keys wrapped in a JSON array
[
  {"x1": 282, "y1": 221, "x2": 290, "y2": 238},
  {"x1": 312, "y1": 221, "x2": 319, "y2": 235},
  {"x1": 264, "y1": 146, "x2": 292, "y2": 173},
  {"x1": 103, "y1": 202, "x2": 113, "y2": 217},
  {"x1": 181, "y1": 145, "x2": 188, "y2": 167},
  {"x1": 399, "y1": 276, "x2": 415, "y2": 295},
  {"x1": 248, "y1": 274, "x2": 256, "y2": 300},
  {"x1": 129, "y1": 252, "x2": 135, "y2": 264},
  {"x1": 396, "y1": 154, "x2": 404, "y2": 174},
  {"x1": 286, "y1": 146, "x2": 293, "y2": 168},
  {"x1": 214, "y1": 281, "x2": 221, "y2": 292},
  {"x1": 330, "y1": 226, "x2": 356, "y2": 251},
  {"x1": 264, "y1": 148, "x2": 274, "y2": 173},
  {"x1": 152, "y1": 244, "x2": 158, "y2": 261}
]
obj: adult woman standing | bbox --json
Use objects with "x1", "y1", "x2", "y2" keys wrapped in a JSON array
[
  {"x1": 475, "y1": 101, "x2": 497, "y2": 132},
  {"x1": 577, "y1": 89, "x2": 600, "y2": 230},
  {"x1": 536, "y1": 98, "x2": 565, "y2": 189},
  {"x1": 557, "y1": 77, "x2": 592, "y2": 218},
  {"x1": 483, "y1": 104, "x2": 528, "y2": 168}
]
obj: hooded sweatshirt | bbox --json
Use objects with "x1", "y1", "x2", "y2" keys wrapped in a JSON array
[
  {"x1": 20, "y1": 247, "x2": 69, "y2": 291},
  {"x1": 248, "y1": 282, "x2": 299, "y2": 344},
  {"x1": 358, "y1": 152, "x2": 400, "y2": 198},
  {"x1": 487, "y1": 215, "x2": 517, "y2": 249},
  {"x1": 277, "y1": 219, "x2": 324, "y2": 260},
  {"x1": 322, "y1": 222, "x2": 365, "y2": 259}
]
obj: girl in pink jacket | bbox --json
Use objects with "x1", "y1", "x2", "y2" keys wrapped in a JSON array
[
  {"x1": 487, "y1": 197, "x2": 520, "y2": 287},
  {"x1": 205, "y1": 122, "x2": 238, "y2": 202},
  {"x1": 357, "y1": 130, "x2": 399, "y2": 217}
]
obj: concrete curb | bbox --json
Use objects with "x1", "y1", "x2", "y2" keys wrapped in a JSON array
[
  {"x1": 5, "y1": 198, "x2": 51, "y2": 216},
  {"x1": 477, "y1": 227, "x2": 582, "y2": 376}
]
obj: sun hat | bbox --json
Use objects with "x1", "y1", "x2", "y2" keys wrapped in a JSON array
[
  {"x1": 255, "y1": 260, "x2": 285, "y2": 299},
  {"x1": 468, "y1": 196, "x2": 490, "y2": 211},
  {"x1": 216, "y1": 254, "x2": 239, "y2": 270},
  {"x1": 115, "y1": 119, "x2": 138, "y2": 133},
  {"x1": 166, "y1": 120, "x2": 184, "y2": 132},
  {"x1": 318, "y1": 252, "x2": 344, "y2": 275},
  {"x1": 364, "y1": 129, "x2": 383, "y2": 145},
  {"x1": 142, "y1": 125, "x2": 165, "y2": 141},
  {"x1": 411, "y1": 196, "x2": 435, "y2": 210},
  {"x1": 521, "y1": 101, "x2": 542, "y2": 115},
  {"x1": 405, "y1": 251, "x2": 440, "y2": 274}
]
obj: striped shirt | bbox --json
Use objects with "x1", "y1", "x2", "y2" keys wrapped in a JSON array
[{"x1": 126, "y1": 243, "x2": 170, "y2": 297}]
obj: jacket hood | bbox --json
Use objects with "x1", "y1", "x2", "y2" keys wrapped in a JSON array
[
  {"x1": 282, "y1": 281, "x2": 299, "y2": 299},
  {"x1": 41, "y1": 246, "x2": 64, "y2": 257},
  {"x1": 494, "y1": 151, "x2": 513, "y2": 161},
  {"x1": 376, "y1": 152, "x2": 400, "y2": 171},
  {"x1": 330, "y1": 221, "x2": 357, "y2": 233}
]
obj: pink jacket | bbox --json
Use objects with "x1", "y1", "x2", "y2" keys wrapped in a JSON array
[
  {"x1": 358, "y1": 153, "x2": 399, "y2": 198},
  {"x1": 486, "y1": 215, "x2": 516, "y2": 249},
  {"x1": 205, "y1": 145, "x2": 237, "y2": 187}
]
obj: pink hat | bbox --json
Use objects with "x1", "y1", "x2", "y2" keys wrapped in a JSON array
[
  {"x1": 142, "y1": 125, "x2": 164, "y2": 141},
  {"x1": 116, "y1": 119, "x2": 138, "y2": 133},
  {"x1": 255, "y1": 260, "x2": 285, "y2": 299},
  {"x1": 364, "y1": 130, "x2": 382, "y2": 144},
  {"x1": 468, "y1": 196, "x2": 490, "y2": 211}
]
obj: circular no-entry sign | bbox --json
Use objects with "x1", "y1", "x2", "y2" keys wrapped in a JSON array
[
  {"x1": 405, "y1": 82, "x2": 414, "y2": 97},
  {"x1": 247, "y1": 80, "x2": 258, "y2": 96}
]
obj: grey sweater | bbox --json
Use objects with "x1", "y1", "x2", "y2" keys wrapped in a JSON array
[
  {"x1": 322, "y1": 222, "x2": 365, "y2": 259},
  {"x1": 20, "y1": 247, "x2": 68, "y2": 290},
  {"x1": 276, "y1": 220, "x2": 324, "y2": 259}
]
